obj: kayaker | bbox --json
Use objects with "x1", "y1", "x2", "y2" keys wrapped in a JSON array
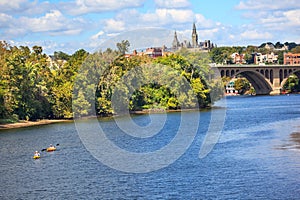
[
  {"x1": 34, "y1": 151, "x2": 40, "y2": 157},
  {"x1": 46, "y1": 144, "x2": 56, "y2": 152}
]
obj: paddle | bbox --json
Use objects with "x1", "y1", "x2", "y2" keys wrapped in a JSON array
[{"x1": 41, "y1": 143, "x2": 59, "y2": 152}]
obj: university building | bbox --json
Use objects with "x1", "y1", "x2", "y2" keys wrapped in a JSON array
[{"x1": 172, "y1": 23, "x2": 215, "y2": 52}]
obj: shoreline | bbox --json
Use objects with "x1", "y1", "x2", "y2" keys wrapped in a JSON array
[
  {"x1": 0, "y1": 107, "x2": 216, "y2": 130},
  {"x1": 0, "y1": 119, "x2": 72, "y2": 130}
]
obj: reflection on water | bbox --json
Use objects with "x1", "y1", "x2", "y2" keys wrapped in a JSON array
[
  {"x1": 278, "y1": 131, "x2": 300, "y2": 150},
  {"x1": 290, "y1": 132, "x2": 300, "y2": 147}
]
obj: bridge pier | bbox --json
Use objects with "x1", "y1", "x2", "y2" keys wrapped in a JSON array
[
  {"x1": 270, "y1": 88, "x2": 281, "y2": 95},
  {"x1": 270, "y1": 68, "x2": 281, "y2": 95}
]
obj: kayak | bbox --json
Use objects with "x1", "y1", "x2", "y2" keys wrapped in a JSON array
[
  {"x1": 33, "y1": 155, "x2": 40, "y2": 159},
  {"x1": 46, "y1": 146, "x2": 56, "y2": 152}
]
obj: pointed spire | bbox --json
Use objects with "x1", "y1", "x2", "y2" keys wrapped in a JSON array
[
  {"x1": 172, "y1": 30, "x2": 180, "y2": 49},
  {"x1": 192, "y1": 22, "x2": 197, "y2": 34},
  {"x1": 192, "y1": 22, "x2": 198, "y2": 48}
]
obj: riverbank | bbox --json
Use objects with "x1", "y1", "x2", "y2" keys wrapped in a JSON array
[{"x1": 0, "y1": 119, "x2": 72, "y2": 130}]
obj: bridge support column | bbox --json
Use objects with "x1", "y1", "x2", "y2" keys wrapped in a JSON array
[
  {"x1": 270, "y1": 87, "x2": 281, "y2": 95},
  {"x1": 271, "y1": 68, "x2": 281, "y2": 95}
]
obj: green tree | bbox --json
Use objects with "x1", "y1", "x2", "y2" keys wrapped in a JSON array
[
  {"x1": 209, "y1": 47, "x2": 234, "y2": 64},
  {"x1": 53, "y1": 51, "x2": 70, "y2": 61},
  {"x1": 277, "y1": 51, "x2": 284, "y2": 64},
  {"x1": 291, "y1": 46, "x2": 300, "y2": 53},
  {"x1": 51, "y1": 49, "x2": 88, "y2": 118},
  {"x1": 234, "y1": 78, "x2": 251, "y2": 94},
  {"x1": 116, "y1": 40, "x2": 130, "y2": 55},
  {"x1": 283, "y1": 75, "x2": 300, "y2": 93}
]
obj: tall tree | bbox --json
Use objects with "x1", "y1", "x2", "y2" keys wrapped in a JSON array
[{"x1": 116, "y1": 40, "x2": 130, "y2": 55}]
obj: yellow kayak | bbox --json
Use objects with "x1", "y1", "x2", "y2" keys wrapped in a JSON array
[
  {"x1": 33, "y1": 155, "x2": 40, "y2": 159},
  {"x1": 46, "y1": 146, "x2": 56, "y2": 152}
]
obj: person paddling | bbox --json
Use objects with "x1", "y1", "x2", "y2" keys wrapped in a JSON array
[
  {"x1": 33, "y1": 151, "x2": 41, "y2": 159},
  {"x1": 34, "y1": 151, "x2": 40, "y2": 157},
  {"x1": 46, "y1": 144, "x2": 56, "y2": 152}
]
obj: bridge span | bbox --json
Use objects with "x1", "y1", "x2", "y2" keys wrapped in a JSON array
[{"x1": 212, "y1": 64, "x2": 300, "y2": 95}]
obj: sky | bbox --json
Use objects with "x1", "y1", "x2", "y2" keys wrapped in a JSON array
[{"x1": 1, "y1": 0, "x2": 300, "y2": 54}]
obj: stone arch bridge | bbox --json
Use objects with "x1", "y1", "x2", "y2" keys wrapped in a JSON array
[{"x1": 212, "y1": 65, "x2": 300, "y2": 95}]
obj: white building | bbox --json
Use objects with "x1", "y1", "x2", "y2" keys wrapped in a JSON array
[
  {"x1": 253, "y1": 52, "x2": 278, "y2": 64},
  {"x1": 225, "y1": 79, "x2": 239, "y2": 95}
]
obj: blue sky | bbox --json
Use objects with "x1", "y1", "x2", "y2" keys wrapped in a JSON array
[{"x1": 1, "y1": 0, "x2": 300, "y2": 54}]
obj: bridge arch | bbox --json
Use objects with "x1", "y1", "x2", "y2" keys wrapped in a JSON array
[
  {"x1": 220, "y1": 69, "x2": 273, "y2": 95},
  {"x1": 234, "y1": 70, "x2": 273, "y2": 95},
  {"x1": 280, "y1": 69, "x2": 300, "y2": 88},
  {"x1": 216, "y1": 65, "x2": 300, "y2": 95}
]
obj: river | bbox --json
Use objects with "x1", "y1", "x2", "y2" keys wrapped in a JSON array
[{"x1": 1, "y1": 95, "x2": 300, "y2": 199}]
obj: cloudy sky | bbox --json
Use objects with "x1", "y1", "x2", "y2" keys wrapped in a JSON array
[{"x1": 1, "y1": 0, "x2": 300, "y2": 54}]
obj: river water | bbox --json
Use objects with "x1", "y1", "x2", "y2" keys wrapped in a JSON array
[{"x1": 1, "y1": 95, "x2": 300, "y2": 199}]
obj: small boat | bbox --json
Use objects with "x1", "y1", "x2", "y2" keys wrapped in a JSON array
[
  {"x1": 33, "y1": 155, "x2": 41, "y2": 159},
  {"x1": 41, "y1": 144, "x2": 59, "y2": 152},
  {"x1": 33, "y1": 151, "x2": 41, "y2": 159},
  {"x1": 46, "y1": 146, "x2": 56, "y2": 152}
]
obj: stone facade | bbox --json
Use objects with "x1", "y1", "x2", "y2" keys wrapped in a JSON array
[{"x1": 172, "y1": 23, "x2": 215, "y2": 51}]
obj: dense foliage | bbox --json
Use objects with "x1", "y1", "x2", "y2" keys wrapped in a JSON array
[
  {"x1": 2, "y1": 39, "x2": 299, "y2": 121},
  {"x1": 0, "y1": 41, "x2": 222, "y2": 121},
  {"x1": 0, "y1": 41, "x2": 88, "y2": 121},
  {"x1": 283, "y1": 74, "x2": 300, "y2": 93}
]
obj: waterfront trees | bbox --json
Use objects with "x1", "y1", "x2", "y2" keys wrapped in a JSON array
[{"x1": 2, "y1": 40, "x2": 299, "y2": 122}]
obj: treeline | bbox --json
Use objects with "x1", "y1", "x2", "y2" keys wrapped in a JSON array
[
  {"x1": 0, "y1": 41, "x2": 88, "y2": 121},
  {"x1": 209, "y1": 42, "x2": 300, "y2": 64},
  {"x1": 0, "y1": 41, "x2": 222, "y2": 121}
]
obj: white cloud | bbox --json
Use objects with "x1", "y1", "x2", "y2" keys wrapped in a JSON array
[
  {"x1": 0, "y1": 0, "x2": 31, "y2": 12},
  {"x1": 3, "y1": 28, "x2": 27, "y2": 39},
  {"x1": 195, "y1": 14, "x2": 215, "y2": 28},
  {"x1": 235, "y1": 1, "x2": 300, "y2": 43},
  {"x1": 199, "y1": 28, "x2": 220, "y2": 39},
  {"x1": 283, "y1": 10, "x2": 300, "y2": 26},
  {"x1": 19, "y1": 10, "x2": 65, "y2": 32},
  {"x1": 236, "y1": 0, "x2": 300, "y2": 10},
  {"x1": 0, "y1": 13, "x2": 13, "y2": 28},
  {"x1": 92, "y1": 7, "x2": 225, "y2": 50},
  {"x1": 90, "y1": 31, "x2": 105, "y2": 40},
  {"x1": 0, "y1": 10, "x2": 87, "y2": 39},
  {"x1": 104, "y1": 19, "x2": 126, "y2": 32},
  {"x1": 104, "y1": 8, "x2": 195, "y2": 31},
  {"x1": 240, "y1": 30, "x2": 273, "y2": 40},
  {"x1": 142, "y1": 9, "x2": 194, "y2": 25},
  {"x1": 154, "y1": 0, "x2": 190, "y2": 8},
  {"x1": 62, "y1": 0, "x2": 146, "y2": 15},
  {"x1": 0, "y1": 0, "x2": 53, "y2": 15},
  {"x1": 246, "y1": 9, "x2": 300, "y2": 32}
]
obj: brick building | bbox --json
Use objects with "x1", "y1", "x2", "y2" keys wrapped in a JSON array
[{"x1": 284, "y1": 53, "x2": 300, "y2": 65}]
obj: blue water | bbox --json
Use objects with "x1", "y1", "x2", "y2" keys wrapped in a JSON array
[{"x1": 1, "y1": 95, "x2": 300, "y2": 199}]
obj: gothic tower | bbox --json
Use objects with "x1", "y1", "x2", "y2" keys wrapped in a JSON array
[
  {"x1": 192, "y1": 22, "x2": 198, "y2": 48},
  {"x1": 172, "y1": 31, "x2": 180, "y2": 50}
]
